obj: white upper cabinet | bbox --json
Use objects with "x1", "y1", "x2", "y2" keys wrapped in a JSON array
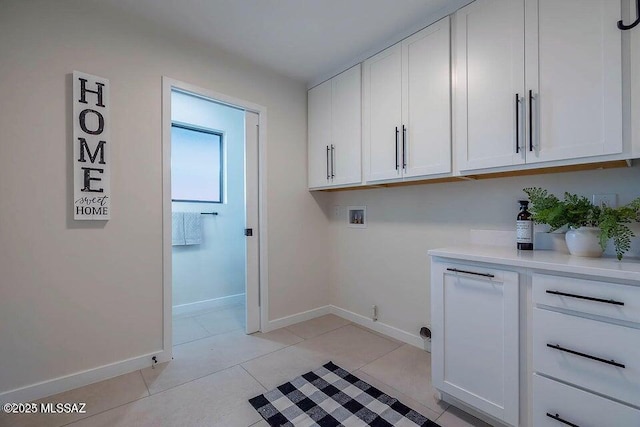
[
  {"x1": 308, "y1": 79, "x2": 332, "y2": 188},
  {"x1": 525, "y1": 0, "x2": 622, "y2": 163},
  {"x1": 364, "y1": 17, "x2": 451, "y2": 183},
  {"x1": 628, "y1": 1, "x2": 639, "y2": 157},
  {"x1": 331, "y1": 65, "x2": 363, "y2": 186},
  {"x1": 363, "y1": 43, "x2": 403, "y2": 182},
  {"x1": 455, "y1": 0, "x2": 622, "y2": 172},
  {"x1": 455, "y1": 0, "x2": 525, "y2": 171},
  {"x1": 403, "y1": 19, "x2": 452, "y2": 178},
  {"x1": 308, "y1": 64, "x2": 362, "y2": 189}
]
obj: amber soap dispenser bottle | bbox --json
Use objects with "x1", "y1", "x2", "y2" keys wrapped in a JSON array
[{"x1": 517, "y1": 200, "x2": 533, "y2": 250}]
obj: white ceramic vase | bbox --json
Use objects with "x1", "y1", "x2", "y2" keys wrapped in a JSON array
[{"x1": 565, "y1": 226, "x2": 603, "y2": 257}]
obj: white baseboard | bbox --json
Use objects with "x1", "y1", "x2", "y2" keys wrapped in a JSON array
[
  {"x1": 0, "y1": 349, "x2": 167, "y2": 405},
  {"x1": 263, "y1": 304, "x2": 430, "y2": 351},
  {"x1": 3, "y1": 303, "x2": 428, "y2": 405},
  {"x1": 264, "y1": 305, "x2": 331, "y2": 332},
  {"x1": 329, "y1": 305, "x2": 430, "y2": 351},
  {"x1": 172, "y1": 293, "x2": 245, "y2": 316}
]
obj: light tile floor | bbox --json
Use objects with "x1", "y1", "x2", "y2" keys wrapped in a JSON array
[
  {"x1": 0, "y1": 314, "x2": 490, "y2": 427},
  {"x1": 173, "y1": 304, "x2": 246, "y2": 345}
]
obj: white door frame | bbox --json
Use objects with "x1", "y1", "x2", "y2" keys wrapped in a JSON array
[{"x1": 159, "y1": 76, "x2": 268, "y2": 362}]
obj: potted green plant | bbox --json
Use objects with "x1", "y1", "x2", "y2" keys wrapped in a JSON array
[{"x1": 523, "y1": 187, "x2": 640, "y2": 260}]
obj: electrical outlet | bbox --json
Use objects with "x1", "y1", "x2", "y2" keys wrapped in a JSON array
[
  {"x1": 332, "y1": 205, "x2": 340, "y2": 219},
  {"x1": 592, "y1": 194, "x2": 617, "y2": 208}
]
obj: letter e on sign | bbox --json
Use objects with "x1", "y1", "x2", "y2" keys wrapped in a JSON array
[{"x1": 73, "y1": 71, "x2": 110, "y2": 220}]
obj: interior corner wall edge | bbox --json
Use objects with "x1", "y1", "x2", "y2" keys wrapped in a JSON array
[{"x1": 0, "y1": 0, "x2": 330, "y2": 399}]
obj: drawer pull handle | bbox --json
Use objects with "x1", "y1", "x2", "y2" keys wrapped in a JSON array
[
  {"x1": 446, "y1": 268, "x2": 495, "y2": 278},
  {"x1": 547, "y1": 343, "x2": 626, "y2": 368},
  {"x1": 546, "y1": 412, "x2": 580, "y2": 427},
  {"x1": 546, "y1": 290, "x2": 624, "y2": 306}
]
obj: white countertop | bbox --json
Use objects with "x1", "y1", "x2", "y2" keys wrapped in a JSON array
[{"x1": 428, "y1": 246, "x2": 640, "y2": 282}]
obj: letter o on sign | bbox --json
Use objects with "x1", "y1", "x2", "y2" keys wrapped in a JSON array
[{"x1": 79, "y1": 109, "x2": 105, "y2": 135}]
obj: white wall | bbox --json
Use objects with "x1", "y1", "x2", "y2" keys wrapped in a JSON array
[
  {"x1": 171, "y1": 92, "x2": 246, "y2": 307},
  {"x1": 0, "y1": 0, "x2": 330, "y2": 398},
  {"x1": 328, "y1": 166, "x2": 640, "y2": 341}
]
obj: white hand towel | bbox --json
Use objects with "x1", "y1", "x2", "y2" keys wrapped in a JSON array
[
  {"x1": 172, "y1": 212, "x2": 186, "y2": 245},
  {"x1": 183, "y1": 212, "x2": 202, "y2": 245}
]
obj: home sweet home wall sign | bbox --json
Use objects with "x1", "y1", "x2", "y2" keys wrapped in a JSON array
[{"x1": 73, "y1": 71, "x2": 111, "y2": 220}]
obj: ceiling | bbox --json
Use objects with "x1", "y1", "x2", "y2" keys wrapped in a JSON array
[{"x1": 96, "y1": 0, "x2": 472, "y2": 85}]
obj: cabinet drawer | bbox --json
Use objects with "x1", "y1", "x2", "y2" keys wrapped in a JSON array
[
  {"x1": 533, "y1": 374, "x2": 640, "y2": 427},
  {"x1": 533, "y1": 273, "x2": 640, "y2": 323},
  {"x1": 533, "y1": 308, "x2": 640, "y2": 407}
]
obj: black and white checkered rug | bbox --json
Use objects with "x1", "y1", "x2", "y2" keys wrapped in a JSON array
[{"x1": 249, "y1": 361, "x2": 440, "y2": 427}]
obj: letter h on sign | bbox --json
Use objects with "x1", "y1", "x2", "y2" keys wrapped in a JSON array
[{"x1": 73, "y1": 71, "x2": 111, "y2": 220}]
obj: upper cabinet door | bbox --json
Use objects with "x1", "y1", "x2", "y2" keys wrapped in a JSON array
[
  {"x1": 525, "y1": 0, "x2": 622, "y2": 164},
  {"x1": 331, "y1": 64, "x2": 362, "y2": 186},
  {"x1": 455, "y1": 0, "x2": 526, "y2": 171},
  {"x1": 634, "y1": 5, "x2": 640, "y2": 158},
  {"x1": 308, "y1": 80, "x2": 332, "y2": 189},
  {"x1": 363, "y1": 43, "x2": 403, "y2": 182},
  {"x1": 402, "y1": 17, "x2": 452, "y2": 178}
]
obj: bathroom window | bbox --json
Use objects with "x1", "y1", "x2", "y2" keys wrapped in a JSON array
[{"x1": 171, "y1": 123, "x2": 223, "y2": 203}]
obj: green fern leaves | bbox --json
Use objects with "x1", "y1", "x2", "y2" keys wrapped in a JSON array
[{"x1": 523, "y1": 187, "x2": 640, "y2": 260}]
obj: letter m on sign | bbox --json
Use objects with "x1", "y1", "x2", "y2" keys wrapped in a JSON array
[{"x1": 73, "y1": 71, "x2": 111, "y2": 220}]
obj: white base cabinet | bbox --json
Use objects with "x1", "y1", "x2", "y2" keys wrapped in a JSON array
[
  {"x1": 533, "y1": 374, "x2": 640, "y2": 427},
  {"x1": 431, "y1": 261, "x2": 520, "y2": 426},
  {"x1": 532, "y1": 272, "x2": 640, "y2": 423},
  {"x1": 430, "y1": 247, "x2": 640, "y2": 427}
]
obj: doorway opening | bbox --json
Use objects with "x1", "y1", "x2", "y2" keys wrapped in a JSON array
[{"x1": 161, "y1": 78, "x2": 266, "y2": 360}]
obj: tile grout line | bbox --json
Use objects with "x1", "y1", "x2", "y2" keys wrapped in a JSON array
[
  {"x1": 352, "y1": 368, "x2": 443, "y2": 421},
  {"x1": 132, "y1": 364, "x2": 247, "y2": 399},
  {"x1": 173, "y1": 304, "x2": 245, "y2": 343},
  {"x1": 284, "y1": 320, "x2": 354, "y2": 341},
  {"x1": 172, "y1": 303, "x2": 245, "y2": 320},
  {"x1": 178, "y1": 316, "x2": 212, "y2": 341},
  {"x1": 239, "y1": 365, "x2": 269, "y2": 392},
  {"x1": 60, "y1": 371, "x2": 153, "y2": 426},
  {"x1": 349, "y1": 322, "x2": 408, "y2": 347},
  {"x1": 239, "y1": 323, "x2": 403, "y2": 395},
  {"x1": 173, "y1": 325, "x2": 243, "y2": 348},
  {"x1": 144, "y1": 331, "x2": 308, "y2": 397},
  {"x1": 347, "y1": 323, "x2": 453, "y2": 419},
  {"x1": 52, "y1": 315, "x2": 320, "y2": 426},
  {"x1": 60, "y1": 318, "x2": 402, "y2": 427},
  {"x1": 354, "y1": 335, "x2": 405, "y2": 374},
  {"x1": 358, "y1": 343, "x2": 403, "y2": 371},
  {"x1": 62, "y1": 362, "x2": 259, "y2": 427},
  {"x1": 146, "y1": 318, "x2": 353, "y2": 397},
  {"x1": 191, "y1": 315, "x2": 220, "y2": 337},
  {"x1": 192, "y1": 306, "x2": 245, "y2": 338},
  {"x1": 60, "y1": 394, "x2": 152, "y2": 427},
  {"x1": 282, "y1": 326, "x2": 306, "y2": 340},
  {"x1": 233, "y1": 321, "x2": 398, "y2": 392},
  {"x1": 64, "y1": 317, "x2": 401, "y2": 425},
  {"x1": 138, "y1": 369, "x2": 151, "y2": 397},
  {"x1": 434, "y1": 408, "x2": 449, "y2": 422},
  {"x1": 353, "y1": 346, "x2": 453, "y2": 422}
]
